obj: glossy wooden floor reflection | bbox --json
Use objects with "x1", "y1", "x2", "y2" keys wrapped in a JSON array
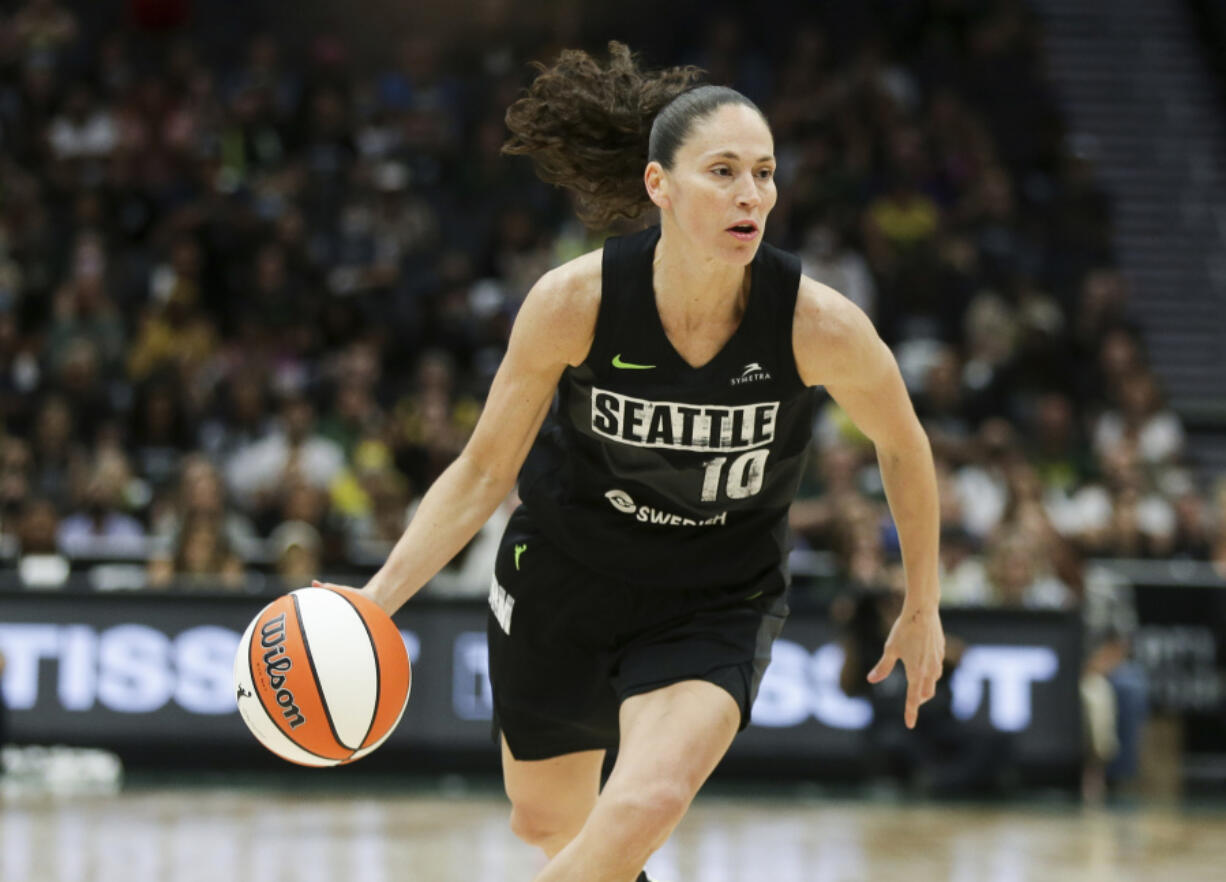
[{"x1": 2, "y1": 785, "x2": 1225, "y2": 882}]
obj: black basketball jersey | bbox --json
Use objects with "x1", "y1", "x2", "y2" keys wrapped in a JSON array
[{"x1": 517, "y1": 225, "x2": 819, "y2": 591}]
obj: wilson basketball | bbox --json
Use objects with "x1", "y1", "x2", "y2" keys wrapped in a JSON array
[{"x1": 233, "y1": 586, "x2": 411, "y2": 767}]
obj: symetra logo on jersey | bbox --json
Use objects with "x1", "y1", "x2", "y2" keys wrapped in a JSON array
[
  {"x1": 590, "y1": 388, "x2": 778, "y2": 452},
  {"x1": 731, "y1": 362, "x2": 772, "y2": 386}
]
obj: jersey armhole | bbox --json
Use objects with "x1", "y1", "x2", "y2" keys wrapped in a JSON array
[
  {"x1": 584, "y1": 238, "x2": 623, "y2": 371},
  {"x1": 772, "y1": 247, "x2": 810, "y2": 395}
]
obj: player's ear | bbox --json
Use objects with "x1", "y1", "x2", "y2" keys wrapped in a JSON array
[{"x1": 645, "y1": 161, "x2": 670, "y2": 210}]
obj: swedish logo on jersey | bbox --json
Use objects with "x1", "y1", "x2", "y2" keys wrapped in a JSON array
[{"x1": 603, "y1": 489, "x2": 728, "y2": 527}]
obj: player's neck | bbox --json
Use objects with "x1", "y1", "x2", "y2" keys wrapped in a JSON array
[{"x1": 652, "y1": 227, "x2": 748, "y2": 328}]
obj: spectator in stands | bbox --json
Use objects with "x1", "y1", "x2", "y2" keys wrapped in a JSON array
[
  {"x1": 1072, "y1": 268, "x2": 1132, "y2": 368},
  {"x1": 790, "y1": 441, "x2": 875, "y2": 553},
  {"x1": 1000, "y1": 456, "x2": 1087, "y2": 596},
  {"x1": 46, "y1": 81, "x2": 117, "y2": 187},
  {"x1": 224, "y1": 393, "x2": 344, "y2": 517},
  {"x1": 863, "y1": 170, "x2": 942, "y2": 275},
  {"x1": 836, "y1": 496, "x2": 892, "y2": 591},
  {"x1": 798, "y1": 219, "x2": 877, "y2": 321},
  {"x1": 376, "y1": 33, "x2": 463, "y2": 157},
  {"x1": 1080, "y1": 561, "x2": 1147, "y2": 800},
  {"x1": 1012, "y1": 283, "x2": 1077, "y2": 397},
  {"x1": 1027, "y1": 391, "x2": 1095, "y2": 499},
  {"x1": 269, "y1": 519, "x2": 322, "y2": 591},
  {"x1": 45, "y1": 232, "x2": 125, "y2": 379},
  {"x1": 983, "y1": 532, "x2": 1075, "y2": 609},
  {"x1": 913, "y1": 345, "x2": 977, "y2": 466},
  {"x1": 128, "y1": 377, "x2": 194, "y2": 492},
  {"x1": 1093, "y1": 368, "x2": 1186, "y2": 469},
  {"x1": 1078, "y1": 442, "x2": 1176, "y2": 558},
  {"x1": 127, "y1": 236, "x2": 217, "y2": 383},
  {"x1": 0, "y1": 437, "x2": 32, "y2": 538},
  {"x1": 10, "y1": 0, "x2": 77, "y2": 62},
  {"x1": 959, "y1": 291, "x2": 1020, "y2": 423},
  {"x1": 331, "y1": 438, "x2": 413, "y2": 560},
  {"x1": 198, "y1": 374, "x2": 276, "y2": 466},
  {"x1": 15, "y1": 497, "x2": 68, "y2": 589},
  {"x1": 1168, "y1": 485, "x2": 1214, "y2": 560},
  {"x1": 318, "y1": 344, "x2": 385, "y2": 459},
  {"x1": 30, "y1": 395, "x2": 84, "y2": 510},
  {"x1": 56, "y1": 447, "x2": 145, "y2": 558},
  {"x1": 49, "y1": 337, "x2": 114, "y2": 447},
  {"x1": 391, "y1": 350, "x2": 478, "y2": 490},
  {"x1": 273, "y1": 478, "x2": 335, "y2": 560},
  {"x1": 958, "y1": 164, "x2": 1036, "y2": 287},
  {"x1": 228, "y1": 34, "x2": 300, "y2": 125},
  {"x1": 951, "y1": 417, "x2": 1018, "y2": 541},
  {"x1": 149, "y1": 454, "x2": 259, "y2": 562},
  {"x1": 939, "y1": 525, "x2": 988, "y2": 607},
  {"x1": 1086, "y1": 325, "x2": 1146, "y2": 410},
  {"x1": 146, "y1": 512, "x2": 245, "y2": 591},
  {"x1": 0, "y1": 311, "x2": 38, "y2": 427}
]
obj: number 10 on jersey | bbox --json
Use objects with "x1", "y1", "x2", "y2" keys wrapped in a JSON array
[{"x1": 700, "y1": 449, "x2": 769, "y2": 502}]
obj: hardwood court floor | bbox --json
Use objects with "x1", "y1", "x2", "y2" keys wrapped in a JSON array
[{"x1": 2, "y1": 783, "x2": 1224, "y2": 882}]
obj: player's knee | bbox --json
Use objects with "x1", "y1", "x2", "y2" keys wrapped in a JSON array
[
  {"x1": 603, "y1": 780, "x2": 692, "y2": 849},
  {"x1": 508, "y1": 801, "x2": 581, "y2": 850}
]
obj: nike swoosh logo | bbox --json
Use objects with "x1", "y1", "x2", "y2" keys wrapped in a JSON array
[{"x1": 612, "y1": 354, "x2": 656, "y2": 370}]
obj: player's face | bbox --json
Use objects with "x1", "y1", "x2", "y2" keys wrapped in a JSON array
[{"x1": 654, "y1": 103, "x2": 778, "y2": 265}]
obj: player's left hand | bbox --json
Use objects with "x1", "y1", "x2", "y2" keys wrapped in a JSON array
[{"x1": 866, "y1": 603, "x2": 945, "y2": 729}]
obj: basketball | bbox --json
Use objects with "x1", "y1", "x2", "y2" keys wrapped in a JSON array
[{"x1": 233, "y1": 586, "x2": 411, "y2": 767}]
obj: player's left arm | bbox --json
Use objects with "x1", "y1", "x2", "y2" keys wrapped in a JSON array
[{"x1": 793, "y1": 276, "x2": 945, "y2": 729}]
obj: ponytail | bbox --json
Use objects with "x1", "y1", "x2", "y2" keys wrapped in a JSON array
[{"x1": 502, "y1": 42, "x2": 701, "y2": 230}]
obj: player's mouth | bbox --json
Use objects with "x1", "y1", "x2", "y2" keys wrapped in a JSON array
[{"x1": 726, "y1": 221, "x2": 759, "y2": 241}]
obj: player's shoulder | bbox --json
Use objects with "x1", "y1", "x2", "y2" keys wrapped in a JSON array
[
  {"x1": 536, "y1": 247, "x2": 603, "y2": 309},
  {"x1": 517, "y1": 248, "x2": 603, "y2": 366},
  {"x1": 792, "y1": 274, "x2": 881, "y2": 386},
  {"x1": 794, "y1": 274, "x2": 873, "y2": 340}
]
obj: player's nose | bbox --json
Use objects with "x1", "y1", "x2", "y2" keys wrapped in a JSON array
[{"x1": 735, "y1": 173, "x2": 761, "y2": 209}]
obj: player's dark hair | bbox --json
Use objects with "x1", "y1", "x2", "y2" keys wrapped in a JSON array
[{"x1": 503, "y1": 42, "x2": 765, "y2": 229}]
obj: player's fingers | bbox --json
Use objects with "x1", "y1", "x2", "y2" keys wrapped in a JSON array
[
  {"x1": 905, "y1": 678, "x2": 923, "y2": 729},
  {"x1": 867, "y1": 650, "x2": 897, "y2": 684},
  {"x1": 311, "y1": 580, "x2": 353, "y2": 592},
  {"x1": 904, "y1": 695, "x2": 919, "y2": 729}
]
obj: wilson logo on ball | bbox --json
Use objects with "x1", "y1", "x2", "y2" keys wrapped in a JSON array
[{"x1": 259, "y1": 613, "x2": 306, "y2": 729}]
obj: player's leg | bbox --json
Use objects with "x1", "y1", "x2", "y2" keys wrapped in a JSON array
[
  {"x1": 501, "y1": 736, "x2": 606, "y2": 858},
  {"x1": 488, "y1": 510, "x2": 622, "y2": 858},
  {"x1": 531, "y1": 679, "x2": 740, "y2": 882}
]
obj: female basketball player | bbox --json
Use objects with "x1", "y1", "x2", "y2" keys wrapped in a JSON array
[{"x1": 320, "y1": 43, "x2": 944, "y2": 882}]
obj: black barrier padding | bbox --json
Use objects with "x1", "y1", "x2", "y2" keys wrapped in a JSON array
[{"x1": 0, "y1": 591, "x2": 1083, "y2": 782}]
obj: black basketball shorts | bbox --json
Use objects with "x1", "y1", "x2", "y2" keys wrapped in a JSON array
[{"x1": 487, "y1": 508, "x2": 790, "y2": 761}]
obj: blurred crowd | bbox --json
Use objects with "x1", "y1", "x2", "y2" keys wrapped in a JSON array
[
  {"x1": 1, "y1": 0, "x2": 1208, "y2": 592},
  {"x1": 0, "y1": 0, "x2": 1217, "y2": 796},
  {"x1": 0, "y1": 4, "x2": 1216, "y2": 574}
]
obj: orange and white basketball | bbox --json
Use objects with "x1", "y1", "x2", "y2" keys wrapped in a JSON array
[{"x1": 233, "y1": 586, "x2": 411, "y2": 767}]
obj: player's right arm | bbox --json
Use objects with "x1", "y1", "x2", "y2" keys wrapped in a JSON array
[{"x1": 359, "y1": 251, "x2": 601, "y2": 615}]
